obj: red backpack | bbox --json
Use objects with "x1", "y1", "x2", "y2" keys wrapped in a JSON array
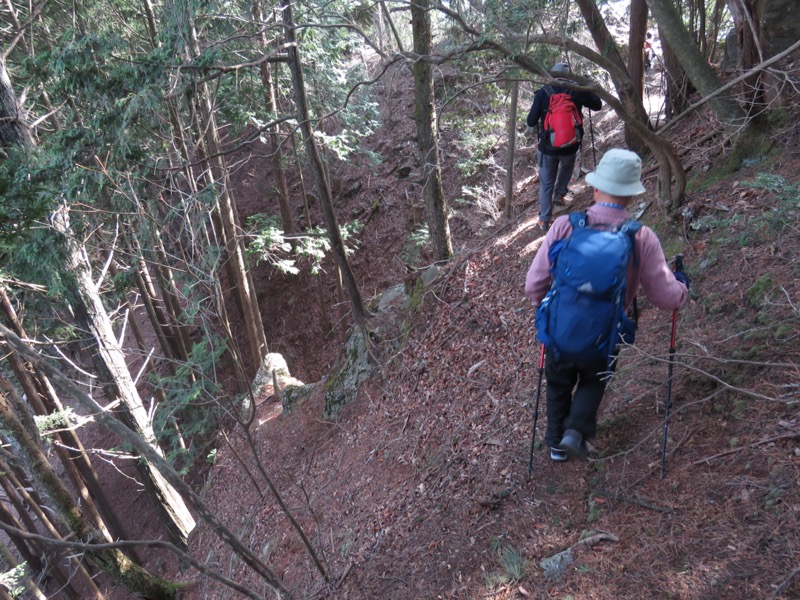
[{"x1": 542, "y1": 87, "x2": 582, "y2": 149}]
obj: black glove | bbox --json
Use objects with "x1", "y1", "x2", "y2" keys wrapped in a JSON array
[{"x1": 674, "y1": 270, "x2": 691, "y2": 290}]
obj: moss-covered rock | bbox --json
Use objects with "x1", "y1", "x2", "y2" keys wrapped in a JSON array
[
  {"x1": 282, "y1": 383, "x2": 316, "y2": 413},
  {"x1": 323, "y1": 330, "x2": 372, "y2": 420}
]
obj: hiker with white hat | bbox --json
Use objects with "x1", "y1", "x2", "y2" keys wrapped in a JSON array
[
  {"x1": 524, "y1": 148, "x2": 689, "y2": 462},
  {"x1": 527, "y1": 62, "x2": 602, "y2": 231}
]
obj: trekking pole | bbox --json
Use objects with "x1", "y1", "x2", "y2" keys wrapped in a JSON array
[
  {"x1": 660, "y1": 255, "x2": 683, "y2": 479},
  {"x1": 588, "y1": 109, "x2": 597, "y2": 168},
  {"x1": 527, "y1": 343, "x2": 546, "y2": 477}
]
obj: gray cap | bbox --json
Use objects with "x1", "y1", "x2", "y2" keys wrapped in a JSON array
[
  {"x1": 585, "y1": 149, "x2": 647, "y2": 197},
  {"x1": 550, "y1": 62, "x2": 570, "y2": 75}
]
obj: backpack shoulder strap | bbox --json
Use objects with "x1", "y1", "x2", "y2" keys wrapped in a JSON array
[
  {"x1": 547, "y1": 212, "x2": 587, "y2": 267},
  {"x1": 568, "y1": 211, "x2": 587, "y2": 229},
  {"x1": 619, "y1": 220, "x2": 642, "y2": 267},
  {"x1": 544, "y1": 85, "x2": 555, "y2": 97}
]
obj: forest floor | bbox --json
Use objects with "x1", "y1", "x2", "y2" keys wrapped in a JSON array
[{"x1": 100, "y1": 55, "x2": 800, "y2": 599}]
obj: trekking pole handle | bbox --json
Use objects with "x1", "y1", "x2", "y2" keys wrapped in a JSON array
[{"x1": 674, "y1": 254, "x2": 684, "y2": 273}]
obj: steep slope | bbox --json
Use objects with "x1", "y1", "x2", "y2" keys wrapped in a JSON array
[{"x1": 183, "y1": 63, "x2": 800, "y2": 600}]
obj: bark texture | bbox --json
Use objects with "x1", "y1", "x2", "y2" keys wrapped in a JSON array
[
  {"x1": 282, "y1": 0, "x2": 371, "y2": 330},
  {"x1": 0, "y1": 58, "x2": 35, "y2": 149},
  {"x1": 411, "y1": 0, "x2": 454, "y2": 261},
  {"x1": 0, "y1": 385, "x2": 185, "y2": 600}
]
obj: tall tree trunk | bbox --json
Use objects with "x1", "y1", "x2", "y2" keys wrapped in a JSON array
[
  {"x1": 504, "y1": 78, "x2": 518, "y2": 220},
  {"x1": 131, "y1": 252, "x2": 180, "y2": 362},
  {"x1": 281, "y1": 0, "x2": 371, "y2": 331},
  {"x1": 0, "y1": 56, "x2": 195, "y2": 550},
  {"x1": 573, "y1": 0, "x2": 650, "y2": 154},
  {"x1": 649, "y1": 0, "x2": 768, "y2": 162},
  {"x1": 292, "y1": 132, "x2": 333, "y2": 335},
  {"x1": 2, "y1": 7, "x2": 62, "y2": 133},
  {"x1": 0, "y1": 385, "x2": 186, "y2": 600},
  {"x1": 52, "y1": 207, "x2": 197, "y2": 549},
  {"x1": 0, "y1": 501, "x2": 60, "y2": 595},
  {"x1": 0, "y1": 541, "x2": 47, "y2": 600},
  {"x1": 0, "y1": 334, "x2": 113, "y2": 539},
  {"x1": 183, "y1": 11, "x2": 269, "y2": 371},
  {"x1": 726, "y1": 0, "x2": 767, "y2": 109},
  {"x1": 411, "y1": 0, "x2": 454, "y2": 261},
  {"x1": 648, "y1": 0, "x2": 748, "y2": 125},
  {"x1": 148, "y1": 229, "x2": 194, "y2": 361},
  {"x1": 627, "y1": 0, "x2": 650, "y2": 153},
  {"x1": 0, "y1": 288, "x2": 138, "y2": 561},
  {"x1": 0, "y1": 323, "x2": 291, "y2": 598},
  {"x1": 659, "y1": 25, "x2": 693, "y2": 119},
  {"x1": 696, "y1": 0, "x2": 708, "y2": 55},
  {"x1": 380, "y1": 1, "x2": 405, "y2": 53},
  {"x1": 0, "y1": 456, "x2": 104, "y2": 599},
  {"x1": 0, "y1": 58, "x2": 36, "y2": 149},
  {"x1": 706, "y1": 0, "x2": 728, "y2": 61},
  {"x1": 253, "y1": 1, "x2": 295, "y2": 237}
]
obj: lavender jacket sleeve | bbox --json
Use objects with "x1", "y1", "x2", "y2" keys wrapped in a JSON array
[{"x1": 633, "y1": 226, "x2": 688, "y2": 311}]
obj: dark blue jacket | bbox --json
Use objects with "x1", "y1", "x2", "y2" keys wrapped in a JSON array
[{"x1": 526, "y1": 80, "x2": 602, "y2": 156}]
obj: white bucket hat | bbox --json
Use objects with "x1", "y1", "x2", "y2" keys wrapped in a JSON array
[
  {"x1": 585, "y1": 148, "x2": 647, "y2": 196},
  {"x1": 550, "y1": 62, "x2": 570, "y2": 75}
]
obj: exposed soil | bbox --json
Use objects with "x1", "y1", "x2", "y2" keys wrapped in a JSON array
[{"x1": 96, "y1": 57, "x2": 800, "y2": 599}]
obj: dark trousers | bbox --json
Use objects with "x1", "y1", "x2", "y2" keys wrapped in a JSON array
[
  {"x1": 537, "y1": 150, "x2": 577, "y2": 223},
  {"x1": 544, "y1": 349, "x2": 614, "y2": 448}
]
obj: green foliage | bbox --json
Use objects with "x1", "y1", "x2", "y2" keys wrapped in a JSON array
[
  {"x1": 403, "y1": 224, "x2": 430, "y2": 265},
  {"x1": 280, "y1": 2, "x2": 383, "y2": 161},
  {"x1": 151, "y1": 337, "x2": 228, "y2": 473},
  {"x1": 0, "y1": 561, "x2": 28, "y2": 597},
  {"x1": 745, "y1": 275, "x2": 776, "y2": 309},
  {"x1": 408, "y1": 276, "x2": 425, "y2": 312},
  {"x1": 0, "y1": 150, "x2": 54, "y2": 249},
  {"x1": 441, "y1": 84, "x2": 504, "y2": 179},
  {"x1": 484, "y1": 540, "x2": 529, "y2": 588},
  {"x1": 245, "y1": 214, "x2": 299, "y2": 274},
  {"x1": 34, "y1": 407, "x2": 77, "y2": 436},
  {"x1": 246, "y1": 213, "x2": 362, "y2": 276},
  {"x1": 763, "y1": 486, "x2": 784, "y2": 513}
]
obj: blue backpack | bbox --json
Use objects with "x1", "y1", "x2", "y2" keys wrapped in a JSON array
[{"x1": 535, "y1": 212, "x2": 641, "y2": 367}]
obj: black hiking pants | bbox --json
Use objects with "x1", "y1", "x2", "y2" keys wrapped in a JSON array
[{"x1": 544, "y1": 349, "x2": 615, "y2": 448}]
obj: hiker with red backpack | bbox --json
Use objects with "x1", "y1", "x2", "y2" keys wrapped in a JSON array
[
  {"x1": 524, "y1": 148, "x2": 690, "y2": 462},
  {"x1": 527, "y1": 62, "x2": 602, "y2": 232}
]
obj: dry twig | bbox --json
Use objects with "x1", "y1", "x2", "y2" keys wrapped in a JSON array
[{"x1": 692, "y1": 432, "x2": 800, "y2": 466}]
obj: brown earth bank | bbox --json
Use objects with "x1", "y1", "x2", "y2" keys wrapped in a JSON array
[{"x1": 98, "y1": 58, "x2": 800, "y2": 600}]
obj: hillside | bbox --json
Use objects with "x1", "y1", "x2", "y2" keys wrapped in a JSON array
[{"x1": 173, "y1": 60, "x2": 800, "y2": 600}]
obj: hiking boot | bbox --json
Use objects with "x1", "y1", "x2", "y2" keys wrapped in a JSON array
[
  {"x1": 559, "y1": 429, "x2": 588, "y2": 460},
  {"x1": 550, "y1": 447, "x2": 568, "y2": 462},
  {"x1": 538, "y1": 220, "x2": 552, "y2": 232},
  {"x1": 554, "y1": 192, "x2": 573, "y2": 207}
]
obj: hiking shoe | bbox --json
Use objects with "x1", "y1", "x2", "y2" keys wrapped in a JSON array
[
  {"x1": 538, "y1": 220, "x2": 552, "y2": 232},
  {"x1": 559, "y1": 429, "x2": 588, "y2": 460},
  {"x1": 550, "y1": 447, "x2": 568, "y2": 462},
  {"x1": 554, "y1": 193, "x2": 573, "y2": 207}
]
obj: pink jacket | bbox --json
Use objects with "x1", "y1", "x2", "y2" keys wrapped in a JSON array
[{"x1": 524, "y1": 204, "x2": 688, "y2": 311}]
